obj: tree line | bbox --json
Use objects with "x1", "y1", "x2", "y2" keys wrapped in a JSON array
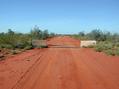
[
  {"x1": 73, "y1": 29, "x2": 119, "y2": 42},
  {"x1": 72, "y1": 29, "x2": 119, "y2": 56},
  {"x1": 0, "y1": 26, "x2": 55, "y2": 50}
]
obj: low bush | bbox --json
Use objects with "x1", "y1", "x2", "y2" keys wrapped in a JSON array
[
  {"x1": 0, "y1": 44, "x2": 14, "y2": 49},
  {"x1": 104, "y1": 48, "x2": 119, "y2": 56},
  {"x1": 115, "y1": 48, "x2": 119, "y2": 56},
  {"x1": 95, "y1": 44, "x2": 104, "y2": 52},
  {"x1": 115, "y1": 42, "x2": 119, "y2": 47},
  {"x1": 95, "y1": 42, "x2": 113, "y2": 52},
  {"x1": 94, "y1": 41, "x2": 119, "y2": 56},
  {"x1": 104, "y1": 50, "x2": 116, "y2": 56}
]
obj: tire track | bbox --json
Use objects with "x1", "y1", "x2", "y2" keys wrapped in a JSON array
[
  {"x1": 11, "y1": 49, "x2": 46, "y2": 89},
  {"x1": 12, "y1": 49, "x2": 53, "y2": 89}
]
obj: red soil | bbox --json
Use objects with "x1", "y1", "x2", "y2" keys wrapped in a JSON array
[{"x1": 0, "y1": 36, "x2": 119, "y2": 89}]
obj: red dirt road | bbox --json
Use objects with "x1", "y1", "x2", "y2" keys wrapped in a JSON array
[{"x1": 0, "y1": 36, "x2": 119, "y2": 89}]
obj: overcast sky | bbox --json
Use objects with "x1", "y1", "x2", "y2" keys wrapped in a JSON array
[{"x1": 0, "y1": 0, "x2": 119, "y2": 34}]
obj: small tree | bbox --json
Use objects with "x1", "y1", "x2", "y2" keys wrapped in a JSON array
[
  {"x1": 88, "y1": 29, "x2": 104, "y2": 41},
  {"x1": 30, "y1": 26, "x2": 42, "y2": 39},
  {"x1": 8, "y1": 29, "x2": 15, "y2": 35},
  {"x1": 79, "y1": 31, "x2": 85, "y2": 37},
  {"x1": 42, "y1": 30, "x2": 49, "y2": 39}
]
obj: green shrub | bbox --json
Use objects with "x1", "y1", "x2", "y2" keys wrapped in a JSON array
[
  {"x1": 5, "y1": 45, "x2": 14, "y2": 49},
  {"x1": 115, "y1": 48, "x2": 119, "y2": 56},
  {"x1": 95, "y1": 42, "x2": 113, "y2": 52},
  {"x1": 95, "y1": 41, "x2": 119, "y2": 56},
  {"x1": 0, "y1": 45, "x2": 3, "y2": 49},
  {"x1": 105, "y1": 50, "x2": 116, "y2": 56},
  {"x1": 15, "y1": 42, "x2": 31, "y2": 49},
  {"x1": 104, "y1": 43, "x2": 113, "y2": 50},
  {"x1": 115, "y1": 42, "x2": 119, "y2": 47},
  {"x1": 95, "y1": 45, "x2": 104, "y2": 52},
  {"x1": 0, "y1": 44, "x2": 14, "y2": 49}
]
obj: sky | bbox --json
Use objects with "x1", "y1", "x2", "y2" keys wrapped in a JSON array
[{"x1": 0, "y1": 0, "x2": 119, "y2": 34}]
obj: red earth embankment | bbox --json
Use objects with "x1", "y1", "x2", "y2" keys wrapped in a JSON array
[{"x1": 0, "y1": 36, "x2": 119, "y2": 89}]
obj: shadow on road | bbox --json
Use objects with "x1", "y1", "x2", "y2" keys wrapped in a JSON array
[{"x1": 48, "y1": 44, "x2": 80, "y2": 48}]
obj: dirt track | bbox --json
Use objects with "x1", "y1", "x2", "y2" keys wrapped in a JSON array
[{"x1": 0, "y1": 36, "x2": 119, "y2": 89}]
